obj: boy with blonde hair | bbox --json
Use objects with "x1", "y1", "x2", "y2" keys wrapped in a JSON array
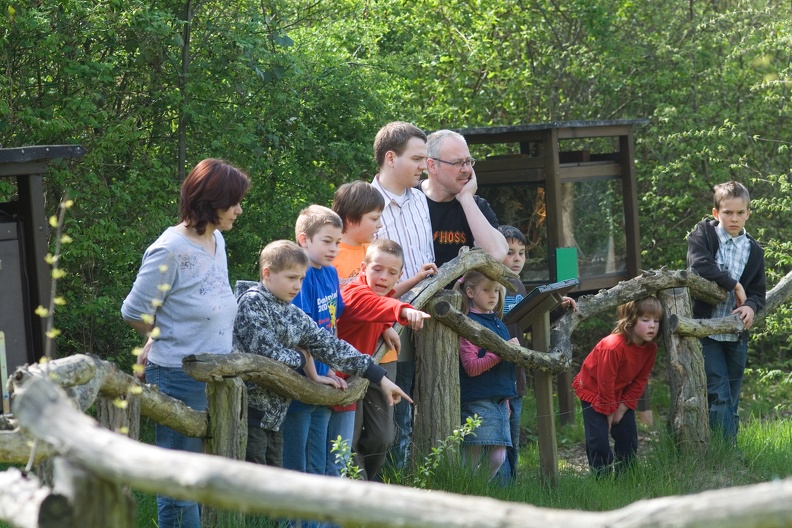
[
  {"x1": 283, "y1": 205, "x2": 347, "y2": 476},
  {"x1": 233, "y1": 240, "x2": 410, "y2": 467}
]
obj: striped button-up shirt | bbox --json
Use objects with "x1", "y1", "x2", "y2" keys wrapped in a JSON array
[
  {"x1": 371, "y1": 175, "x2": 435, "y2": 280},
  {"x1": 712, "y1": 224, "x2": 751, "y2": 341}
]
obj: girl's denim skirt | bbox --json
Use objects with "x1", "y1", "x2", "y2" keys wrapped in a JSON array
[{"x1": 461, "y1": 398, "x2": 512, "y2": 447}]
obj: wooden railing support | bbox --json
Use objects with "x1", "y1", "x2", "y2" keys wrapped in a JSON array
[
  {"x1": 657, "y1": 287, "x2": 710, "y2": 447},
  {"x1": 96, "y1": 393, "x2": 141, "y2": 440},
  {"x1": 532, "y1": 312, "x2": 559, "y2": 486},
  {"x1": 0, "y1": 468, "x2": 72, "y2": 528},
  {"x1": 202, "y1": 378, "x2": 248, "y2": 528},
  {"x1": 51, "y1": 457, "x2": 135, "y2": 528},
  {"x1": 413, "y1": 290, "x2": 463, "y2": 465}
]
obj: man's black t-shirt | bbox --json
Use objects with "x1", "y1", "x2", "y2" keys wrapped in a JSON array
[{"x1": 424, "y1": 193, "x2": 499, "y2": 267}]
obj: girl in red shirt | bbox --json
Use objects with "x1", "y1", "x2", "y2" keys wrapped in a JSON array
[{"x1": 572, "y1": 296, "x2": 663, "y2": 476}]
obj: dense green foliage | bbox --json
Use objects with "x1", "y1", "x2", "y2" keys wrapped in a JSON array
[{"x1": 1, "y1": 0, "x2": 790, "y2": 368}]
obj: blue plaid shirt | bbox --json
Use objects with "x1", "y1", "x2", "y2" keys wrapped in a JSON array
[{"x1": 711, "y1": 224, "x2": 751, "y2": 342}]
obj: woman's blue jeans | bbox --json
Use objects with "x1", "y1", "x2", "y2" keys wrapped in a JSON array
[{"x1": 145, "y1": 362, "x2": 206, "y2": 528}]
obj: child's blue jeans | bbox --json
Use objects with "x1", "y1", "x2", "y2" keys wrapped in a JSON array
[{"x1": 701, "y1": 334, "x2": 748, "y2": 443}]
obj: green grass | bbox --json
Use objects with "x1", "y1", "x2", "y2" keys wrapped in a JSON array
[
  {"x1": 414, "y1": 405, "x2": 792, "y2": 512},
  {"x1": 404, "y1": 368, "x2": 792, "y2": 513}
]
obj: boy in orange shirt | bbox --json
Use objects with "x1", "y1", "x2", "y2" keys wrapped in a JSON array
[
  {"x1": 332, "y1": 181, "x2": 385, "y2": 285},
  {"x1": 326, "y1": 181, "x2": 386, "y2": 475}
]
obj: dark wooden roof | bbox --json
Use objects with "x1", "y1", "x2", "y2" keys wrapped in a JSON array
[
  {"x1": 452, "y1": 119, "x2": 650, "y2": 144},
  {"x1": 0, "y1": 145, "x2": 87, "y2": 165}
]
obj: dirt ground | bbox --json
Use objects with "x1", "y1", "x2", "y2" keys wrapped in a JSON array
[{"x1": 556, "y1": 415, "x2": 661, "y2": 474}]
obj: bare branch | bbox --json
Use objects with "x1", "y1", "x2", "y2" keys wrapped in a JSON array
[
  {"x1": 11, "y1": 375, "x2": 792, "y2": 528},
  {"x1": 432, "y1": 301, "x2": 570, "y2": 373},
  {"x1": 10, "y1": 355, "x2": 206, "y2": 440},
  {"x1": 669, "y1": 314, "x2": 744, "y2": 337}
]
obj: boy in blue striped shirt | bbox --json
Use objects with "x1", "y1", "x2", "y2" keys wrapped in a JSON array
[{"x1": 687, "y1": 181, "x2": 765, "y2": 443}]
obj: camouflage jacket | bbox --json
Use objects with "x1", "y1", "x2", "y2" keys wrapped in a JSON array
[{"x1": 232, "y1": 281, "x2": 384, "y2": 431}]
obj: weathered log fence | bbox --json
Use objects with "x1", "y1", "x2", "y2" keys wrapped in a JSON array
[
  {"x1": 6, "y1": 374, "x2": 792, "y2": 528},
  {"x1": 1, "y1": 248, "x2": 791, "y2": 527}
]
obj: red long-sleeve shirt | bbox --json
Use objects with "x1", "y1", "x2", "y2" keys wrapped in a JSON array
[
  {"x1": 332, "y1": 275, "x2": 414, "y2": 412},
  {"x1": 338, "y1": 275, "x2": 413, "y2": 360},
  {"x1": 572, "y1": 333, "x2": 657, "y2": 416}
]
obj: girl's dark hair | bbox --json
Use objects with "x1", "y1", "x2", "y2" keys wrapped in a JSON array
[
  {"x1": 452, "y1": 269, "x2": 505, "y2": 317},
  {"x1": 613, "y1": 296, "x2": 664, "y2": 342},
  {"x1": 180, "y1": 158, "x2": 250, "y2": 235}
]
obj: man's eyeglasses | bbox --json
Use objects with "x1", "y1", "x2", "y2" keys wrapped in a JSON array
[{"x1": 431, "y1": 157, "x2": 476, "y2": 168}]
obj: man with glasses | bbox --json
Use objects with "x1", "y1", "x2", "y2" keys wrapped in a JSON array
[{"x1": 421, "y1": 130, "x2": 508, "y2": 266}]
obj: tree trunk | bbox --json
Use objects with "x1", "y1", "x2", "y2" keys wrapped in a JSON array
[
  {"x1": 432, "y1": 301, "x2": 570, "y2": 373},
  {"x1": 177, "y1": 0, "x2": 193, "y2": 182},
  {"x1": 182, "y1": 353, "x2": 369, "y2": 406},
  {"x1": 202, "y1": 378, "x2": 247, "y2": 528},
  {"x1": 10, "y1": 355, "x2": 207, "y2": 439},
  {"x1": 0, "y1": 428, "x2": 55, "y2": 464},
  {"x1": 657, "y1": 287, "x2": 710, "y2": 448},
  {"x1": 51, "y1": 457, "x2": 135, "y2": 528},
  {"x1": 413, "y1": 291, "x2": 462, "y2": 465},
  {"x1": 669, "y1": 314, "x2": 744, "y2": 337},
  {"x1": 532, "y1": 312, "x2": 558, "y2": 486},
  {"x1": 95, "y1": 393, "x2": 140, "y2": 440},
  {"x1": 399, "y1": 247, "x2": 518, "y2": 308}
]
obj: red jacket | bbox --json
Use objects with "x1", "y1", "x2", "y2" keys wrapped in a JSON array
[
  {"x1": 572, "y1": 333, "x2": 657, "y2": 415},
  {"x1": 333, "y1": 275, "x2": 414, "y2": 411}
]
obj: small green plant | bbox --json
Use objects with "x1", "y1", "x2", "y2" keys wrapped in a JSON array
[
  {"x1": 330, "y1": 436, "x2": 363, "y2": 480},
  {"x1": 35, "y1": 195, "x2": 74, "y2": 359},
  {"x1": 411, "y1": 414, "x2": 481, "y2": 489}
]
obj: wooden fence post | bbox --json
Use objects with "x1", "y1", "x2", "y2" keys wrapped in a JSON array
[
  {"x1": 556, "y1": 370, "x2": 576, "y2": 425},
  {"x1": 96, "y1": 393, "x2": 141, "y2": 440},
  {"x1": 202, "y1": 378, "x2": 247, "y2": 528},
  {"x1": 532, "y1": 312, "x2": 558, "y2": 486},
  {"x1": 657, "y1": 287, "x2": 710, "y2": 448},
  {"x1": 0, "y1": 467, "x2": 72, "y2": 528},
  {"x1": 413, "y1": 290, "x2": 463, "y2": 466},
  {"x1": 52, "y1": 457, "x2": 135, "y2": 528}
]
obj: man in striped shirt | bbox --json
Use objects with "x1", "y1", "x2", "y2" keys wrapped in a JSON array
[
  {"x1": 687, "y1": 181, "x2": 765, "y2": 443},
  {"x1": 371, "y1": 121, "x2": 437, "y2": 471}
]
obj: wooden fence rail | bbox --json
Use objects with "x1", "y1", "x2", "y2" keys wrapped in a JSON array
[
  {"x1": 2, "y1": 259, "x2": 791, "y2": 527},
  {"x1": 7, "y1": 374, "x2": 792, "y2": 528}
]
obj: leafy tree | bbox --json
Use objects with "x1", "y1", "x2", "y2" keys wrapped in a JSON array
[{"x1": 1, "y1": 0, "x2": 790, "y2": 368}]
